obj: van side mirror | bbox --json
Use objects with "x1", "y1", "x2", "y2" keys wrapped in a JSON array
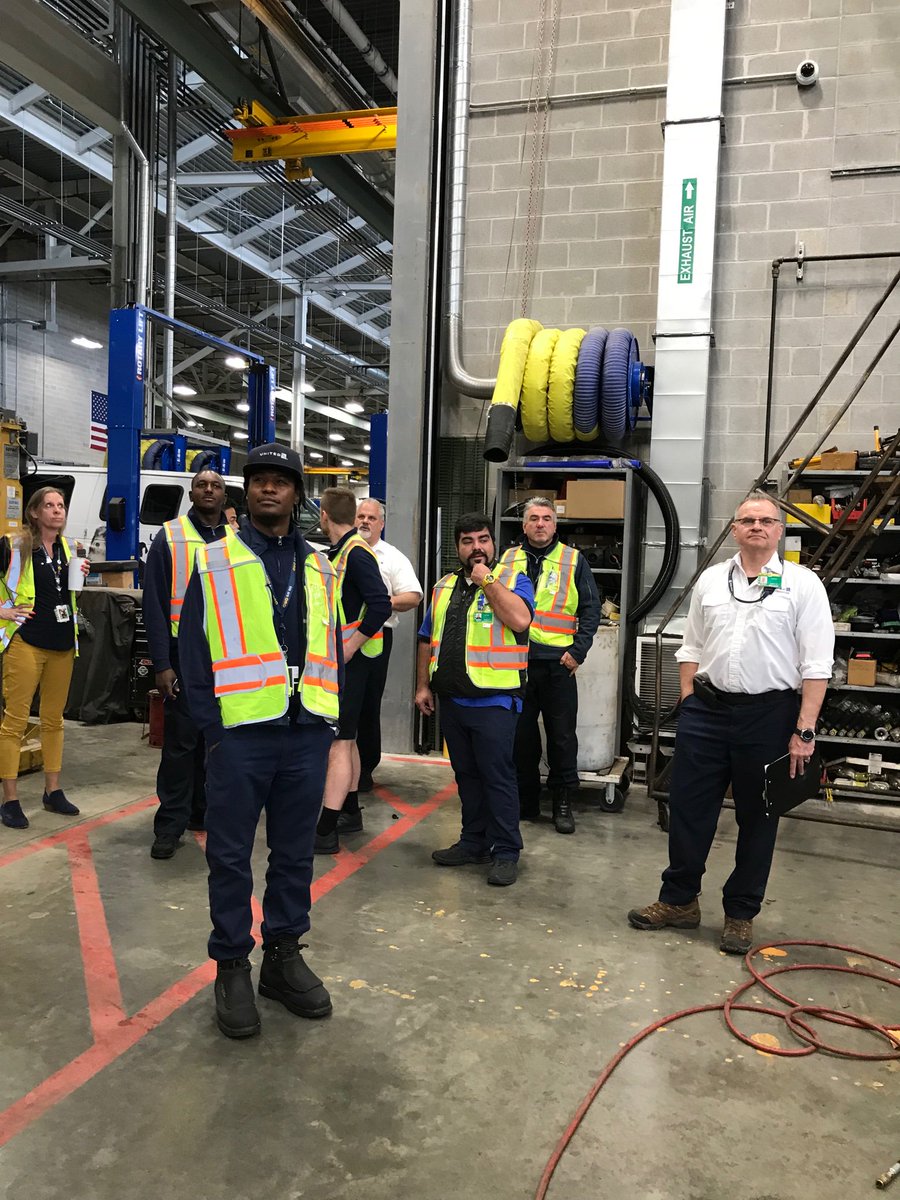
[{"x1": 107, "y1": 497, "x2": 126, "y2": 533}]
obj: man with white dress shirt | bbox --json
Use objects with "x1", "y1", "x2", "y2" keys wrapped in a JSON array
[
  {"x1": 628, "y1": 491, "x2": 834, "y2": 954},
  {"x1": 339, "y1": 498, "x2": 423, "y2": 830}
]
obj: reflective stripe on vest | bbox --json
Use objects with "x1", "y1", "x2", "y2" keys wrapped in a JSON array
[
  {"x1": 429, "y1": 565, "x2": 528, "y2": 687},
  {"x1": 500, "y1": 542, "x2": 578, "y2": 645},
  {"x1": 198, "y1": 533, "x2": 340, "y2": 726},
  {"x1": 331, "y1": 532, "x2": 384, "y2": 659},
  {"x1": 164, "y1": 515, "x2": 206, "y2": 636}
]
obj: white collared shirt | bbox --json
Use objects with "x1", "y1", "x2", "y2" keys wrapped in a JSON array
[
  {"x1": 370, "y1": 538, "x2": 423, "y2": 629},
  {"x1": 675, "y1": 553, "x2": 834, "y2": 693}
]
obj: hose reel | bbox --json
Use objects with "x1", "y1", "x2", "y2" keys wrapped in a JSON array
[{"x1": 483, "y1": 321, "x2": 654, "y2": 463}]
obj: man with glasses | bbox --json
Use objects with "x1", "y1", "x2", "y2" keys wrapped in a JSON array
[{"x1": 627, "y1": 491, "x2": 834, "y2": 954}]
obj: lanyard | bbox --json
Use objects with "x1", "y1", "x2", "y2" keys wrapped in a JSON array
[
  {"x1": 268, "y1": 554, "x2": 297, "y2": 655},
  {"x1": 41, "y1": 545, "x2": 63, "y2": 595},
  {"x1": 727, "y1": 563, "x2": 775, "y2": 606},
  {"x1": 275, "y1": 556, "x2": 297, "y2": 612}
]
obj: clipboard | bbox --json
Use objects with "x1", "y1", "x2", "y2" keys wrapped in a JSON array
[{"x1": 763, "y1": 749, "x2": 824, "y2": 818}]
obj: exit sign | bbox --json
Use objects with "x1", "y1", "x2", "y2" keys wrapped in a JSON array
[{"x1": 678, "y1": 178, "x2": 697, "y2": 284}]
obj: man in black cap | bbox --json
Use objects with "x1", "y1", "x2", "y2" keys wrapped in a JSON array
[{"x1": 179, "y1": 443, "x2": 343, "y2": 1039}]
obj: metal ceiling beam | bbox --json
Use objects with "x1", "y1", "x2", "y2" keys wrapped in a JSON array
[
  {"x1": 3, "y1": 0, "x2": 121, "y2": 134},
  {"x1": 8, "y1": 84, "x2": 48, "y2": 115},
  {"x1": 115, "y1": 0, "x2": 393, "y2": 239},
  {"x1": 176, "y1": 134, "x2": 219, "y2": 167},
  {"x1": 178, "y1": 400, "x2": 368, "y2": 463},
  {"x1": 178, "y1": 172, "x2": 270, "y2": 187},
  {"x1": 0, "y1": 254, "x2": 108, "y2": 277}
]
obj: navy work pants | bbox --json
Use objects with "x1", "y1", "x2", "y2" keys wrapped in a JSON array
[
  {"x1": 153, "y1": 691, "x2": 206, "y2": 840},
  {"x1": 356, "y1": 627, "x2": 392, "y2": 778},
  {"x1": 660, "y1": 689, "x2": 799, "y2": 920},
  {"x1": 514, "y1": 657, "x2": 579, "y2": 805},
  {"x1": 440, "y1": 699, "x2": 523, "y2": 861},
  {"x1": 204, "y1": 721, "x2": 333, "y2": 961}
]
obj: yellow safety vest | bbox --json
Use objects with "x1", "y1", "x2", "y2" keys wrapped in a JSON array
[
  {"x1": 429, "y1": 564, "x2": 529, "y2": 690},
  {"x1": 196, "y1": 531, "x2": 341, "y2": 727},
  {"x1": 500, "y1": 541, "x2": 579, "y2": 647},
  {"x1": 0, "y1": 537, "x2": 80, "y2": 655},
  {"x1": 331, "y1": 531, "x2": 384, "y2": 659},
  {"x1": 163, "y1": 515, "x2": 207, "y2": 636}
]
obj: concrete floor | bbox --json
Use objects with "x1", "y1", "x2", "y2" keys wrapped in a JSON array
[{"x1": 1, "y1": 722, "x2": 898, "y2": 1200}]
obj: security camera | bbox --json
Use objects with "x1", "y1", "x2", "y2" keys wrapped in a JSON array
[{"x1": 796, "y1": 60, "x2": 819, "y2": 87}]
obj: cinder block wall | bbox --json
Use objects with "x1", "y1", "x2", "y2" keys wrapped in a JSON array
[
  {"x1": 459, "y1": 0, "x2": 900, "y2": 532},
  {"x1": 1, "y1": 278, "x2": 110, "y2": 464}
]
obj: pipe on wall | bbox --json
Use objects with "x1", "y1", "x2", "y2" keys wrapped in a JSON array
[
  {"x1": 313, "y1": 0, "x2": 398, "y2": 94},
  {"x1": 162, "y1": 52, "x2": 178, "y2": 423}
]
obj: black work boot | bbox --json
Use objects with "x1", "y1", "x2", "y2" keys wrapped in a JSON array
[
  {"x1": 552, "y1": 789, "x2": 576, "y2": 835},
  {"x1": 258, "y1": 938, "x2": 333, "y2": 1019},
  {"x1": 214, "y1": 958, "x2": 261, "y2": 1039}
]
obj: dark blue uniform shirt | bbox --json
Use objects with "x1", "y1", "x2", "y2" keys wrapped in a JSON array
[{"x1": 328, "y1": 529, "x2": 392, "y2": 639}]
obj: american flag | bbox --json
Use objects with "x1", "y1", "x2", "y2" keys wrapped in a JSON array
[{"x1": 90, "y1": 391, "x2": 108, "y2": 452}]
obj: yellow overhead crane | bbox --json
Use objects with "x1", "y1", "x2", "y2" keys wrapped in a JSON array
[{"x1": 228, "y1": 101, "x2": 397, "y2": 182}]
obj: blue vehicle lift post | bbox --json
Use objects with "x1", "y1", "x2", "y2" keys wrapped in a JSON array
[{"x1": 105, "y1": 305, "x2": 276, "y2": 561}]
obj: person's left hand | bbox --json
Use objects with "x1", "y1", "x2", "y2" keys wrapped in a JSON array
[
  {"x1": 560, "y1": 651, "x2": 579, "y2": 674},
  {"x1": 788, "y1": 732, "x2": 815, "y2": 779}
]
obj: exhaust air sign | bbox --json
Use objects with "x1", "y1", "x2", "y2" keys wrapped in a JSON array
[{"x1": 678, "y1": 178, "x2": 697, "y2": 284}]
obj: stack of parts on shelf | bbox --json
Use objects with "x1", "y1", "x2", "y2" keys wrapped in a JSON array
[{"x1": 820, "y1": 695, "x2": 900, "y2": 741}]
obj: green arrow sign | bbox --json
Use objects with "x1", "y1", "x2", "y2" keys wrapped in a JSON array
[{"x1": 677, "y1": 178, "x2": 697, "y2": 284}]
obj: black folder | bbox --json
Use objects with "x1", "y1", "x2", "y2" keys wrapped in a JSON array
[{"x1": 763, "y1": 749, "x2": 824, "y2": 818}]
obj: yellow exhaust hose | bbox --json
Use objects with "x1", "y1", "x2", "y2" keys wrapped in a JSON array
[
  {"x1": 520, "y1": 328, "x2": 560, "y2": 443},
  {"x1": 483, "y1": 318, "x2": 542, "y2": 462},
  {"x1": 547, "y1": 327, "x2": 586, "y2": 443}
]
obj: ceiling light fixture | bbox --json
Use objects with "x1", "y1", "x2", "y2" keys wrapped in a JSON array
[
  {"x1": 344, "y1": 400, "x2": 365, "y2": 414},
  {"x1": 236, "y1": 402, "x2": 250, "y2": 413},
  {"x1": 309, "y1": 452, "x2": 324, "y2": 461},
  {"x1": 363, "y1": 443, "x2": 371, "y2": 451},
  {"x1": 328, "y1": 432, "x2": 345, "y2": 442},
  {"x1": 172, "y1": 384, "x2": 197, "y2": 396},
  {"x1": 233, "y1": 430, "x2": 249, "y2": 440},
  {"x1": 225, "y1": 355, "x2": 248, "y2": 370},
  {"x1": 71, "y1": 336, "x2": 103, "y2": 350},
  {"x1": 340, "y1": 460, "x2": 353, "y2": 467},
  {"x1": 301, "y1": 382, "x2": 315, "y2": 395},
  {"x1": 186, "y1": 419, "x2": 198, "y2": 428}
]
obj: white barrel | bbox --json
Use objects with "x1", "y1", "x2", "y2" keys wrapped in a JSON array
[{"x1": 575, "y1": 625, "x2": 619, "y2": 772}]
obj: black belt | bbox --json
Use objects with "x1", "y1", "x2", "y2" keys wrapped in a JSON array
[{"x1": 694, "y1": 674, "x2": 794, "y2": 708}]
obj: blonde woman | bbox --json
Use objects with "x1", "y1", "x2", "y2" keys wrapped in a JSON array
[{"x1": 0, "y1": 488, "x2": 89, "y2": 829}]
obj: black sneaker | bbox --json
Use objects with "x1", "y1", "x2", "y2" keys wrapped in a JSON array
[
  {"x1": 0, "y1": 800, "x2": 28, "y2": 829},
  {"x1": 431, "y1": 842, "x2": 492, "y2": 866},
  {"x1": 43, "y1": 789, "x2": 79, "y2": 816},
  {"x1": 487, "y1": 859, "x2": 518, "y2": 886},
  {"x1": 314, "y1": 829, "x2": 340, "y2": 855},
  {"x1": 336, "y1": 809, "x2": 363, "y2": 834},
  {"x1": 552, "y1": 790, "x2": 576, "y2": 835},
  {"x1": 150, "y1": 836, "x2": 179, "y2": 860},
  {"x1": 214, "y1": 958, "x2": 261, "y2": 1038},
  {"x1": 259, "y1": 939, "x2": 332, "y2": 1018}
]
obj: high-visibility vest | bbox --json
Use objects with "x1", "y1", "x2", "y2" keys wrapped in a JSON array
[
  {"x1": 0, "y1": 537, "x2": 80, "y2": 655},
  {"x1": 164, "y1": 515, "x2": 208, "y2": 636},
  {"x1": 196, "y1": 531, "x2": 341, "y2": 727},
  {"x1": 330, "y1": 531, "x2": 384, "y2": 659},
  {"x1": 500, "y1": 541, "x2": 579, "y2": 647},
  {"x1": 428, "y1": 564, "x2": 528, "y2": 690}
]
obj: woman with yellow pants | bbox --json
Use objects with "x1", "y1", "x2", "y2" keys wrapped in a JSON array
[{"x1": 0, "y1": 487, "x2": 89, "y2": 830}]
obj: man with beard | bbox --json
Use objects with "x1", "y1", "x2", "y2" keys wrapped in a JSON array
[
  {"x1": 179, "y1": 444, "x2": 342, "y2": 1038},
  {"x1": 143, "y1": 469, "x2": 228, "y2": 858},
  {"x1": 415, "y1": 512, "x2": 534, "y2": 887},
  {"x1": 500, "y1": 496, "x2": 600, "y2": 834}
]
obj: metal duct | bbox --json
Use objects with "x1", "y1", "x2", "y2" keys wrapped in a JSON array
[
  {"x1": 645, "y1": 0, "x2": 728, "y2": 611},
  {"x1": 444, "y1": 0, "x2": 494, "y2": 401},
  {"x1": 313, "y1": 0, "x2": 398, "y2": 94}
]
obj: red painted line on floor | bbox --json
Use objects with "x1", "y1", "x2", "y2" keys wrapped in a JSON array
[
  {"x1": 67, "y1": 833, "x2": 126, "y2": 1040},
  {"x1": 383, "y1": 752, "x2": 451, "y2": 767},
  {"x1": 370, "y1": 783, "x2": 418, "y2": 817},
  {"x1": 0, "y1": 779, "x2": 456, "y2": 1148},
  {"x1": 0, "y1": 796, "x2": 157, "y2": 871}
]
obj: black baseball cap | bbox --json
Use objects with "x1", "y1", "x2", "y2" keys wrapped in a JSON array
[{"x1": 242, "y1": 443, "x2": 304, "y2": 489}]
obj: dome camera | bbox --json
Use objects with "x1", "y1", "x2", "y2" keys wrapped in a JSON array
[{"x1": 796, "y1": 60, "x2": 819, "y2": 87}]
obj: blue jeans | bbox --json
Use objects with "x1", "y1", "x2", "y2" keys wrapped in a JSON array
[
  {"x1": 440, "y1": 699, "x2": 523, "y2": 861},
  {"x1": 204, "y1": 721, "x2": 333, "y2": 960},
  {"x1": 660, "y1": 690, "x2": 799, "y2": 920}
]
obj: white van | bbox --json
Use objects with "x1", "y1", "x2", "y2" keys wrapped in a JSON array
[{"x1": 27, "y1": 464, "x2": 324, "y2": 560}]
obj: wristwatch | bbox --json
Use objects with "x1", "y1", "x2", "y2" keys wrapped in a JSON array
[
  {"x1": 482, "y1": 572, "x2": 496, "y2": 585},
  {"x1": 795, "y1": 727, "x2": 816, "y2": 743}
]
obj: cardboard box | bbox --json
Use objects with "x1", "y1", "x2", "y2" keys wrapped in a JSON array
[
  {"x1": 100, "y1": 571, "x2": 136, "y2": 589},
  {"x1": 784, "y1": 534, "x2": 802, "y2": 564},
  {"x1": 786, "y1": 502, "x2": 831, "y2": 526},
  {"x1": 809, "y1": 450, "x2": 858, "y2": 471},
  {"x1": 508, "y1": 488, "x2": 557, "y2": 506},
  {"x1": 786, "y1": 488, "x2": 813, "y2": 504},
  {"x1": 564, "y1": 480, "x2": 625, "y2": 519},
  {"x1": 554, "y1": 500, "x2": 566, "y2": 517},
  {"x1": 847, "y1": 656, "x2": 877, "y2": 687}
]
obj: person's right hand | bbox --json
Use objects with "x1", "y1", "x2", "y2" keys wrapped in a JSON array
[
  {"x1": 415, "y1": 685, "x2": 435, "y2": 716},
  {"x1": 156, "y1": 669, "x2": 178, "y2": 699}
]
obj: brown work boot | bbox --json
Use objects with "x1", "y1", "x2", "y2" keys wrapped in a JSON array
[
  {"x1": 720, "y1": 916, "x2": 753, "y2": 955},
  {"x1": 627, "y1": 898, "x2": 701, "y2": 931}
]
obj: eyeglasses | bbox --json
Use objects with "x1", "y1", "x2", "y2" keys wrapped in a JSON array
[{"x1": 734, "y1": 517, "x2": 781, "y2": 528}]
